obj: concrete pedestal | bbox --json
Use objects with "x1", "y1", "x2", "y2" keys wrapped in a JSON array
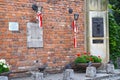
[
  {"x1": 86, "y1": 66, "x2": 96, "y2": 77},
  {"x1": 63, "y1": 69, "x2": 74, "y2": 80},
  {"x1": 106, "y1": 64, "x2": 115, "y2": 74},
  {"x1": 0, "y1": 76, "x2": 8, "y2": 80},
  {"x1": 31, "y1": 72, "x2": 43, "y2": 80}
]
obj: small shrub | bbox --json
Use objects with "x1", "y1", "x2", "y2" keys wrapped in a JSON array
[{"x1": 74, "y1": 53, "x2": 102, "y2": 64}]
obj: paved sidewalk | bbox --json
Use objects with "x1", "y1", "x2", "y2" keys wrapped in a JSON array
[
  {"x1": 10, "y1": 73, "x2": 96, "y2": 80},
  {"x1": 10, "y1": 69, "x2": 120, "y2": 80}
]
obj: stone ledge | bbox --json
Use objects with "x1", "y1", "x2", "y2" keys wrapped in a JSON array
[
  {"x1": 86, "y1": 69, "x2": 120, "y2": 80},
  {"x1": 45, "y1": 68, "x2": 63, "y2": 74},
  {"x1": 87, "y1": 73, "x2": 120, "y2": 80},
  {"x1": 10, "y1": 69, "x2": 120, "y2": 80},
  {"x1": 9, "y1": 71, "x2": 32, "y2": 79}
]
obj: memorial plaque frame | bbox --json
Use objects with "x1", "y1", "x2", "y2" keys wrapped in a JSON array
[
  {"x1": 93, "y1": 39, "x2": 104, "y2": 44},
  {"x1": 92, "y1": 17, "x2": 104, "y2": 37}
]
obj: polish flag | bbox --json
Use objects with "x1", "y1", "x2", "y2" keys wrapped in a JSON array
[
  {"x1": 74, "y1": 34, "x2": 77, "y2": 48},
  {"x1": 72, "y1": 20, "x2": 77, "y2": 33},
  {"x1": 37, "y1": 12, "x2": 42, "y2": 27}
]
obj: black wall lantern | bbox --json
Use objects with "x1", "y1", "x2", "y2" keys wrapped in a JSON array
[
  {"x1": 32, "y1": 4, "x2": 43, "y2": 12},
  {"x1": 32, "y1": 4, "x2": 38, "y2": 12},
  {"x1": 74, "y1": 13, "x2": 79, "y2": 21}
]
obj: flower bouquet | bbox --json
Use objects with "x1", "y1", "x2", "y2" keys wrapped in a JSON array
[{"x1": 0, "y1": 59, "x2": 10, "y2": 76}]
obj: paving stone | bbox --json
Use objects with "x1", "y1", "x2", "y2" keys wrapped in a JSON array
[
  {"x1": 31, "y1": 72, "x2": 43, "y2": 80},
  {"x1": 106, "y1": 64, "x2": 115, "y2": 74},
  {"x1": 63, "y1": 69, "x2": 74, "y2": 80},
  {"x1": 86, "y1": 67, "x2": 96, "y2": 77},
  {"x1": 0, "y1": 76, "x2": 8, "y2": 80}
]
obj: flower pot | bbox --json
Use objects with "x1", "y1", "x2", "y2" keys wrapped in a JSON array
[
  {"x1": 77, "y1": 63, "x2": 102, "y2": 69},
  {"x1": 72, "y1": 63, "x2": 101, "y2": 72}
]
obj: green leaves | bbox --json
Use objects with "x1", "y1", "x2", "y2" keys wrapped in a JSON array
[
  {"x1": 109, "y1": 3, "x2": 120, "y2": 68},
  {"x1": 74, "y1": 55, "x2": 102, "y2": 64},
  {"x1": 0, "y1": 59, "x2": 9, "y2": 74},
  {"x1": 0, "y1": 63, "x2": 9, "y2": 74},
  {"x1": 91, "y1": 55, "x2": 102, "y2": 63},
  {"x1": 74, "y1": 56, "x2": 87, "y2": 64}
]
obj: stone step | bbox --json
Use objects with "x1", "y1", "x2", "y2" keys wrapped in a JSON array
[
  {"x1": 86, "y1": 73, "x2": 120, "y2": 80},
  {"x1": 86, "y1": 69, "x2": 120, "y2": 80},
  {"x1": 10, "y1": 69, "x2": 120, "y2": 80}
]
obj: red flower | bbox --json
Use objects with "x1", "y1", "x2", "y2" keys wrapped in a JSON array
[
  {"x1": 76, "y1": 53, "x2": 81, "y2": 57},
  {"x1": 89, "y1": 57, "x2": 93, "y2": 61},
  {"x1": 84, "y1": 52, "x2": 87, "y2": 55}
]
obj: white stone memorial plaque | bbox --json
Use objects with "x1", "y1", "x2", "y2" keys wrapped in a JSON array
[
  {"x1": 27, "y1": 22, "x2": 43, "y2": 48},
  {"x1": 9, "y1": 22, "x2": 19, "y2": 31}
]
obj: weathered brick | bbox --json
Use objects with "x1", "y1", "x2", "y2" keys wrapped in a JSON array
[{"x1": 0, "y1": 0, "x2": 85, "y2": 71}]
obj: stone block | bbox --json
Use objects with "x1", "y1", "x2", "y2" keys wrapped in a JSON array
[
  {"x1": 86, "y1": 66, "x2": 96, "y2": 77},
  {"x1": 0, "y1": 76, "x2": 8, "y2": 80},
  {"x1": 63, "y1": 69, "x2": 74, "y2": 80},
  {"x1": 31, "y1": 72, "x2": 43, "y2": 80},
  {"x1": 106, "y1": 64, "x2": 115, "y2": 74}
]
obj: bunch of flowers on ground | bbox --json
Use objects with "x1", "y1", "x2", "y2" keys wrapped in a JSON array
[
  {"x1": 0, "y1": 59, "x2": 10, "y2": 74},
  {"x1": 74, "y1": 52, "x2": 102, "y2": 64}
]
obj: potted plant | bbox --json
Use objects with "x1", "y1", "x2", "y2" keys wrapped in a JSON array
[
  {"x1": 73, "y1": 52, "x2": 102, "y2": 71},
  {"x1": 0, "y1": 59, "x2": 10, "y2": 76}
]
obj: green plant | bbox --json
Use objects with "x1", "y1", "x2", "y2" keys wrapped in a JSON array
[
  {"x1": 109, "y1": 3, "x2": 120, "y2": 68},
  {"x1": 74, "y1": 54, "x2": 102, "y2": 64},
  {"x1": 0, "y1": 59, "x2": 10, "y2": 74},
  {"x1": 91, "y1": 55, "x2": 102, "y2": 63}
]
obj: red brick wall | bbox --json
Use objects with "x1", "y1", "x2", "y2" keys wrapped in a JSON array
[{"x1": 0, "y1": 0, "x2": 85, "y2": 71}]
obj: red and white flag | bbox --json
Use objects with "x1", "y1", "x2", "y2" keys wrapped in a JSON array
[
  {"x1": 72, "y1": 20, "x2": 78, "y2": 48},
  {"x1": 37, "y1": 12, "x2": 42, "y2": 27},
  {"x1": 74, "y1": 34, "x2": 77, "y2": 48},
  {"x1": 72, "y1": 20, "x2": 78, "y2": 33}
]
